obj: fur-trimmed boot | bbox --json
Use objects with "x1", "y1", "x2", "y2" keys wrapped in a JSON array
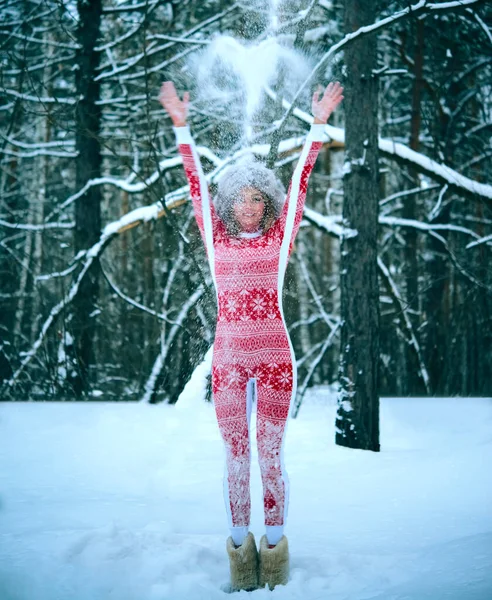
[
  {"x1": 258, "y1": 534, "x2": 289, "y2": 590},
  {"x1": 226, "y1": 532, "x2": 259, "y2": 592}
]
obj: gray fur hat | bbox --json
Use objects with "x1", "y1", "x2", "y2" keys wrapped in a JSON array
[{"x1": 214, "y1": 157, "x2": 286, "y2": 230}]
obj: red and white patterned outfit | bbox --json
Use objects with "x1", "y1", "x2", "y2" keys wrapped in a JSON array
[{"x1": 175, "y1": 124, "x2": 324, "y2": 545}]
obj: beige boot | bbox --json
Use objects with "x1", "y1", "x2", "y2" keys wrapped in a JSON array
[
  {"x1": 258, "y1": 535, "x2": 289, "y2": 590},
  {"x1": 226, "y1": 532, "x2": 259, "y2": 592}
]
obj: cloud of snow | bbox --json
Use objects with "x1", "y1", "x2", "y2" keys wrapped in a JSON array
[{"x1": 187, "y1": 1, "x2": 313, "y2": 147}]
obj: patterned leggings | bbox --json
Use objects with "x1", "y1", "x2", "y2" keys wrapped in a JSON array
[{"x1": 212, "y1": 353, "x2": 294, "y2": 542}]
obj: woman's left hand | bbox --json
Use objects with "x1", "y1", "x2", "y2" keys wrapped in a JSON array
[{"x1": 312, "y1": 82, "x2": 344, "y2": 124}]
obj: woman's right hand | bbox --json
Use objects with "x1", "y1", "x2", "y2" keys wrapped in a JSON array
[{"x1": 159, "y1": 81, "x2": 189, "y2": 127}]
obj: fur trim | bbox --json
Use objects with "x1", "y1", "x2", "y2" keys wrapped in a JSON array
[
  {"x1": 226, "y1": 532, "x2": 259, "y2": 592},
  {"x1": 258, "y1": 534, "x2": 290, "y2": 590}
]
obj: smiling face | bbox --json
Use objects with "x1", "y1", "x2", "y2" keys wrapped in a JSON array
[{"x1": 232, "y1": 186, "x2": 266, "y2": 233}]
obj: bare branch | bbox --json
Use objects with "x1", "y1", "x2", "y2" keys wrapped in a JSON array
[
  {"x1": 140, "y1": 286, "x2": 205, "y2": 403},
  {"x1": 378, "y1": 256, "x2": 430, "y2": 393}
]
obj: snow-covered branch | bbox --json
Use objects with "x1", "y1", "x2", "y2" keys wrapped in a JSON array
[
  {"x1": 380, "y1": 184, "x2": 440, "y2": 209},
  {"x1": 275, "y1": 0, "x2": 483, "y2": 134},
  {"x1": 302, "y1": 208, "x2": 354, "y2": 238},
  {"x1": 1, "y1": 89, "x2": 77, "y2": 105},
  {"x1": 266, "y1": 89, "x2": 492, "y2": 203},
  {"x1": 4, "y1": 31, "x2": 79, "y2": 50},
  {"x1": 3, "y1": 54, "x2": 76, "y2": 77},
  {"x1": 45, "y1": 154, "x2": 186, "y2": 221},
  {"x1": 1, "y1": 137, "x2": 75, "y2": 150},
  {"x1": 43, "y1": 143, "x2": 222, "y2": 223},
  {"x1": 102, "y1": 0, "x2": 159, "y2": 13},
  {"x1": 146, "y1": 35, "x2": 209, "y2": 45},
  {"x1": 36, "y1": 264, "x2": 79, "y2": 282},
  {"x1": 96, "y1": 3, "x2": 239, "y2": 81},
  {"x1": 0, "y1": 219, "x2": 74, "y2": 231},
  {"x1": 466, "y1": 233, "x2": 492, "y2": 249},
  {"x1": 96, "y1": 2, "x2": 159, "y2": 53},
  {"x1": 94, "y1": 93, "x2": 146, "y2": 106},
  {"x1": 269, "y1": 1, "x2": 469, "y2": 133},
  {"x1": 466, "y1": 8, "x2": 492, "y2": 44},
  {"x1": 305, "y1": 206, "x2": 488, "y2": 246},
  {"x1": 380, "y1": 215, "x2": 487, "y2": 244},
  {"x1": 2, "y1": 148, "x2": 77, "y2": 159},
  {"x1": 4, "y1": 249, "x2": 99, "y2": 389},
  {"x1": 116, "y1": 46, "x2": 199, "y2": 83},
  {"x1": 379, "y1": 137, "x2": 492, "y2": 202},
  {"x1": 2, "y1": 200, "x2": 183, "y2": 389}
]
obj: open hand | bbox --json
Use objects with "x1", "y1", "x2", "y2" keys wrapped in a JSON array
[
  {"x1": 159, "y1": 81, "x2": 189, "y2": 127},
  {"x1": 312, "y1": 82, "x2": 344, "y2": 124}
]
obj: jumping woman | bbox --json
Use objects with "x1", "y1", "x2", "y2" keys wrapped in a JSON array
[{"x1": 159, "y1": 80, "x2": 343, "y2": 592}]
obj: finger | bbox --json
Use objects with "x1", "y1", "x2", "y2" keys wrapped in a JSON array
[
  {"x1": 313, "y1": 90, "x2": 320, "y2": 104},
  {"x1": 162, "y1": 81, "x2": 177, "y2": 97},
  {"x1": 322, "y1": 84, "x2": 334, "y2": 100},
  {"x1": 158, "y1": 85, "x2": 170, "y2": 103},
  {"x1": 328, "y1": 81, "x2": 340, "y2": 94},
  {"x1": 326, "y1": 83, "x2": 343, "y2": 101},
  {"x1": 183, "y1": 91, "x2": 190, "y2": 104},
  {"x1": 160, "y1": 82, "x2": 172, "y2": 99}
]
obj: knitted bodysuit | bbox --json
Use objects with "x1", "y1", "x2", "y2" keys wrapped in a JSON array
[{"x1": 175, "y1": 125, "x2": 324, "y2": 543}]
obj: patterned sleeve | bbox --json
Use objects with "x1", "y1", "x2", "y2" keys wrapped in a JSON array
[
  {"x1": 174, "y1": 126, "x2": 217, "y2": 250},
  {"x1": 279, "y1": 123, "x2": 325, "y2": 253}
]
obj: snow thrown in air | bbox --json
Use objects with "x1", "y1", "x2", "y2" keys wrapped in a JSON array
[
  {"x1": 191, "y1": 36, "x2": 311, "y2": 142},
  {"x1": 188, "y1": 1, "x2": 313, "y2": 148}
]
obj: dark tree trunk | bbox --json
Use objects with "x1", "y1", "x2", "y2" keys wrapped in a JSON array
[
  {"x1": 335, "y1": 0, "x2": 380, "y2": 452},
  {"x1": 72, "y1": 0, "x2": 103, "y2": 396},
  {"x1": 404, "y1": 18, "x2": 426, "y2": 394}
]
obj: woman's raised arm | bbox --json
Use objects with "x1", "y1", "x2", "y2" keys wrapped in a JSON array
[
  {"x1": 280, "y1": 82, "x2": 344, "y2": 255},
  {"x1": 159, "y1": 81, "x2": 189, "y2": 127},
  {"x1": 159, "y1": 82, "x2": 217, "y2": 259},
  {"x1": 312, "y1": 81, "x2": 344, "y2": 125}
]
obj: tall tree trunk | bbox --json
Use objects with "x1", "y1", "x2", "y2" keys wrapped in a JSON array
[
  {"x1": 72, "y1": 0, "x2": 103, "y2": 396},
  {"x1": 30, "y1": 32, "x2": 53, "y2": 345},
  {"x1": 404, "y1": 18, "x2": 425, "y2": 394},
  {"x1": 335, "y1": 0, "x2": 380, "y2": 452}
]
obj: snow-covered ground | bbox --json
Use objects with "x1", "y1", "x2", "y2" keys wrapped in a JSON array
[{"x1": 1, "y1": 389, "x2": 491, "y2": 600}]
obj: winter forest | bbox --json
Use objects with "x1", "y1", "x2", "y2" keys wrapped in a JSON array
[
  {"x1": 2, "y1": 1, "x2": 492, "y2": 598},
  {"x1": 1, "y1": 0, "x2": 491, "y2": 413}
]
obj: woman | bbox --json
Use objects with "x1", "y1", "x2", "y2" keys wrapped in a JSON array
[{"x1": 159, "y1": 80, "x2": 343, "y2": 591}]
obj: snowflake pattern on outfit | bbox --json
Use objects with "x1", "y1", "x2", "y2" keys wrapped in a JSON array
[{"x1": 178, "y1": 126, "x2": 323, "y2": 530}]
